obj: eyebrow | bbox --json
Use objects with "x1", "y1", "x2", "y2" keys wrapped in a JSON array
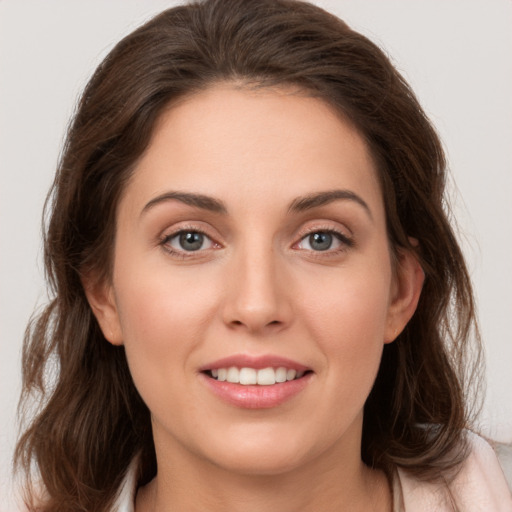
[
  {"x1": 288, "y1": 189, "x2": 373, "y2": 220},
  {"x1": 141, "y1": 188, "x2": 372, "y2": 219},
  {"x1": 141, "y1": 191, "x2": 228, "y2": 216}
]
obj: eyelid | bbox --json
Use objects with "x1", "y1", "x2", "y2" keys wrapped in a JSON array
[{"x1": 294, "y1": 221, "x2": 353, "y2": 242}]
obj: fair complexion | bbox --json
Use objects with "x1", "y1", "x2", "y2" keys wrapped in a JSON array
[{"x1": 85, "y1": 85, "x2": 423, "y2": 512}]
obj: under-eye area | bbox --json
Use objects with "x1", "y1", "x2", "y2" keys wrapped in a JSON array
[{"x1": 204, "y1": 367, "x2": 313, "y2": 385}]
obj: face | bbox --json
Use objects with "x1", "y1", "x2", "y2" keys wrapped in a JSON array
[{"x1": 88, "y1": 84, "x2": 422, "y2": 476}]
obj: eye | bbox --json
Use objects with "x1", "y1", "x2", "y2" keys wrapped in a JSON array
[
  {"x1": 163, "y1": 230, "x2": 215, "y2": 252},
  {"x1": 296, "y1": 230, "x2": 352, "y2": 252}
]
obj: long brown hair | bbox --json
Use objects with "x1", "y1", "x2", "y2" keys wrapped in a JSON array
[{"x1": 15, "y1": 0, "x2": 482, "y2": 510}]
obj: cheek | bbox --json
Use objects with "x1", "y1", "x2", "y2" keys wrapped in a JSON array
[
  {"x1": 304, "y1": 266, "x2": 390, "y2": 324},
  {"x1": 298, "y1": 264, "x2": 391, "y2": 372},
  {"x1": 112, "y1": 264, "x2": 221, "y2": 386}
]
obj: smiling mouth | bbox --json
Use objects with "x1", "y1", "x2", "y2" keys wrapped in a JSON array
[{"x1": 204, "y1": 366, "x2": 311, "y2": 385}]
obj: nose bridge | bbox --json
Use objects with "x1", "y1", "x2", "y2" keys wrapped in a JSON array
[{"x1": 223, "y1": 232, "x2": 291, "y2": 332}]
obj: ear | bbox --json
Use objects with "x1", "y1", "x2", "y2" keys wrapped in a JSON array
[
  {"x1": 384, "y1": 244, "x2": 424, "y2": 343},
  {"x1": 82, "y1": 274, "x2": 123, "y2": 346}
]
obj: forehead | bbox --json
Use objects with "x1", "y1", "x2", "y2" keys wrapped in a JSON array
[{"x1": 121, "y1": 84, "x2": 384, "y2": 221}]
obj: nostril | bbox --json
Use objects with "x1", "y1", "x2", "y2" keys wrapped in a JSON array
[{"x1": 229, "y1": 319, "x2": 282, "y2": 329}]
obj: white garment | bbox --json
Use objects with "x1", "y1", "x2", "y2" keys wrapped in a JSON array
[{"x1": 112, "y1": 432, "x2": 512, "y2": 511}]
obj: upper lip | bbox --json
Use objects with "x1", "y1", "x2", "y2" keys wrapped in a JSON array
[{"x1": 199, "y1": 354, "x2": 311, "y2": 372}]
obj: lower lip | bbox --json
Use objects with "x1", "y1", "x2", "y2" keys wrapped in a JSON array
[{"x1": 200, "y1": 373, "x2": 312, "y2": 409}]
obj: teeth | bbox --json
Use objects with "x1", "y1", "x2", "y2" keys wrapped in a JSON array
[
  {"x1": 209, "y1": 366, "x2": 306, "y2": 385},
  {"x1": 275, "y1": 367, "x2": 287, "y2": 383},
  {"x1": 239, "y1": 368, "x2": 257, "y2": 385},
  {"x1": 226, "y1": 367, "x2": 239, "y2": 383},
  {"x1": 257, "y1": 367, "x2": 275, "y2": 385}
]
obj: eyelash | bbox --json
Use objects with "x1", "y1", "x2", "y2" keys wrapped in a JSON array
[
  {"x1": 294, "y1": 226, "x2": 354, "y2": 257},
  {"x1": 159, "y1": 225, "x2": 217, "y2": 260},
  {"x1": 158, "y1": 225, "x2": 354, "y2": 259}
]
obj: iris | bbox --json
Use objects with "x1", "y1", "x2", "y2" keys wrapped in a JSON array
[{"x1": 309, "y1": 232, "x2": 333, "y2": 251}]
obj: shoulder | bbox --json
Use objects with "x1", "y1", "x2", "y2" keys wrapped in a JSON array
[{"x1": 395, "y1": 431, "x2": 512, "y2": 511}]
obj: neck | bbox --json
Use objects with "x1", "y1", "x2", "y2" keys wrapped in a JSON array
[{"x1": 136, "y1": 425, "x2": 392, "y2": 512}]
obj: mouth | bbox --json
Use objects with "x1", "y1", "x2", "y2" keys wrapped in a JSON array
[
  {"x1": 199, "y1": 355, "x2": 313, "y2": 408},
  {"x1": 203, "y1": 366, "x2": 311, "y2": 385}
]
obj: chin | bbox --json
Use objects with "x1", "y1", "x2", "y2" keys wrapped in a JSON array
[
  {"x1": 211, "y1": 446, "x2": 308, "y2": 476},
  {"x1": 196, "y1": 424, "x2": 328, "y2": 476}
]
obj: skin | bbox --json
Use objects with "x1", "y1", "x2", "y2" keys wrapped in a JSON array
[{"x1": 86, "y1": 84, "x2": 424, "y2": 512}]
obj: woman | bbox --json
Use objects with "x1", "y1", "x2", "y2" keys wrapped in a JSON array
[{"x1": 14, "y1": 0, "x2": 511, "y2": 510}]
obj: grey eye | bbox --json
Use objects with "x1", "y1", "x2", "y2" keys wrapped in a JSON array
[
  {"x1": 168, "y1": 231, "x2": 212, "y2": 252},
  {"x1": 296, "y1": 230, "x2": 349, "y2": 253},
  {"x1": 179, "y1": 232, "x2": 204, "y2": 251},
  {"x1": 308, "y1": 232, "x2": 333, "y2": 251}
]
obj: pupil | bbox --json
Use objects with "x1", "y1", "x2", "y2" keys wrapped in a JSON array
[
  {"x1": 179, "y1": 232, "x2": 203, "y2": 251},
  {"x1": 310, "y1": 232, "x2": 332, "y2": 251}
]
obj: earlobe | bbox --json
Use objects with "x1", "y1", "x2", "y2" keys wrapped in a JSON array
[
  {"x1": 82, "y1": 275, "x2": 124, "y2": 346},
  {"x1": 385, "y1": 246, "x2": 425, "y2": 343}
]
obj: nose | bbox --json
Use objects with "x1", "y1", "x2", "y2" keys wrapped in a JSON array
[{"x1": 222, "y1": 242, "x2": 293, "y2": 335}]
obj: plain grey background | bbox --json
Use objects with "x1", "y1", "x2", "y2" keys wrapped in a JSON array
[{"x1": 1, "y1": 1, "x2": 511, "y2": 509}]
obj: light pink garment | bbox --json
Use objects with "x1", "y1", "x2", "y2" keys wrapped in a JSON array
[
  {"x1": 393, "y1": 432, "x2": 512, "y2": 511},
  {"x1": 112, "y1": 432, "x2": 512, "y2": 512}
]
